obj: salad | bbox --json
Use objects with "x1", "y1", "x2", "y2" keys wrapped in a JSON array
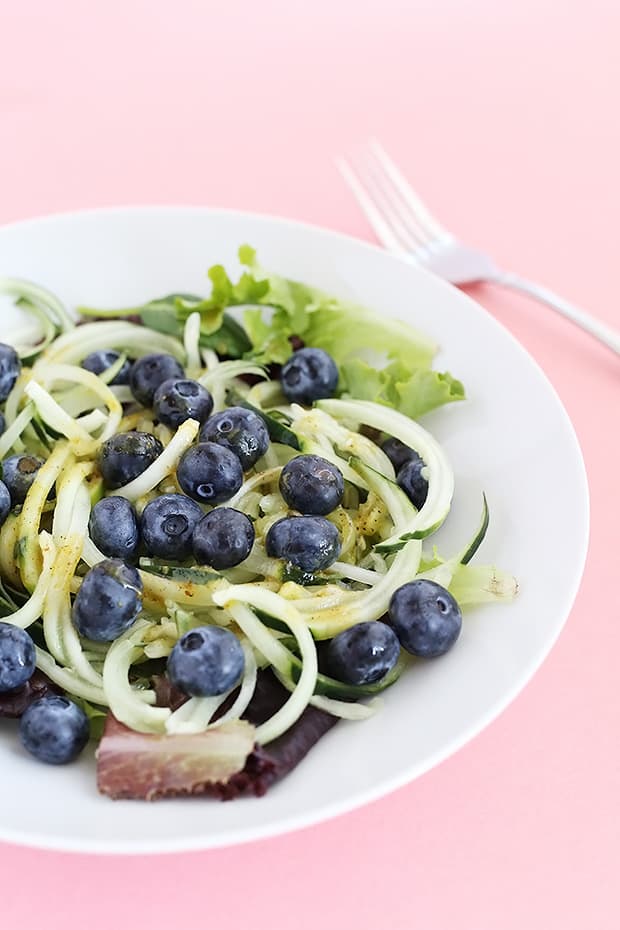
[{"x1": 0, "y1": 247, "x2": 517, "y2": 800}]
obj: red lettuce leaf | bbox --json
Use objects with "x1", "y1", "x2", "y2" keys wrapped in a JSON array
[
  {"x1": 98, "y1": 671, "x2": 337, "y2": 801},
  {"x1": 0, "y1": 670, "x2": 61, "y2": 718},
  {"x1": 96, "y1": 714, "x2": 256, "y2": 800}
]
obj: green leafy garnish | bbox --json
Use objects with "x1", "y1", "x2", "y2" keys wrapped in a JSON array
[
  {"x1": 340, "y1": 358, "x2": 464, "y2": 420},
  {"x1": 71, "y1": 697, "x2": 108, "y2": 741},
  {"x1": 237, "y1": 246, "x2": 465, "y2": 417},
  {"x1": 79, "y1": 244, "x2": 465, "y2": 417},
  {"x1": 138, "y1": 560, "x2": 221, "y2": 585},
  {"x1": 225, "y1": 389, "x2": 300, "y2": 449},
  {"x1": 80, "y1": 289, "x2": 252, "y2": 359},
  {"x1": 0, "y1": 577, "x2": 21, "y2": 616}
]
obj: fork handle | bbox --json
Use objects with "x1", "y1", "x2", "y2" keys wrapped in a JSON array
[{"x1": 491, "y1": 271, "x2": 620, "y2": 355}]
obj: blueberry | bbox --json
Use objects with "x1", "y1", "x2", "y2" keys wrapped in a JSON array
[
  {"x1": 2, "y1": 453, "x2": 45, "y2": 505},
  {"x1": 0, "y1": 622, "x2": 36, "y2": 692},
  {"x1": 153, "y1": 378, "x2": 213, "y2": 430},
  {"x1": 388, "y1": 580, "x2": 462, "y2": 658},
  {"x1": 167, "y1": 626, "x2": 245, "y2": 697},
  {"x1": 396, "y1": 453, "x2": 428, "y2": 510},
  {"x1": 72, "y1": 559, "x2": 143, "y2": 642},
  {"x1": 176, "y1": 442, "x2": 243, "y2": 504},
  {"x1": 199, "y1": 406, "x2": 270, "y2": 471},
  {"x1": 141, "y1": 493, "x2": 203, "y2": 560},
  {"x1": 0, "y1": 343, "x2": 21, "y2": 403},
  {"x1": 98, "y1": 431, "x2": 163, "y2": 489},
  {"x1": 265, "y1": 515, "x2": 341, "y2": 572},
  {"x1": 0, "y1": 479, "x2": 11, "y2": 527},
  {"x1": 129, "y1": 354, "x2": 185, "y2": 407},
  {"x1": 279, "y1": 454, "x2": 344, "y2": 516},
  {"x1": 89, "y1": 496, "x2": 140, "y2": 561},
  {"x1": 326, "y1": 620, "x2": 401, "y2": 685},
  {"x1": 193, "y1": 507, "x2": 255, "y2": 570},
  {"x1": 280, "y1": 347, "x2": 338, "y2": 405},
  {"x1": 0, "y1": 411, "x2": 5, "y2": 436},
  {"x1": 19, "y1": 695, "x2": 89, "y2": 764},
  {"x1": 382, "y1": 437, "x2": 416, "y2": 473},
  {"x1": 82, "y1": 349, "x2": 132, "y2": 385}
]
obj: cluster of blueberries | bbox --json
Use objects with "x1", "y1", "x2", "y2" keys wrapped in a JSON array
[
  {"x1": 89, "y1": 346, "x2": 351, "y2": 597},
  {"x1": 0, "y1": 339, "x2": 462, "y2": 767}
]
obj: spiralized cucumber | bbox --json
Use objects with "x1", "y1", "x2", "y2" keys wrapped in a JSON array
[
  {"x1": 17, "y1": 442, "x2": 73, "y2": 591},
  {"x1": 114, "y1": 418, "x2": 200, "y2": 501},
  {"x1": 9, "y1": 532, "x2": 57, "y2": 630},
  {"x1": 164, "y1": 642, "x2": 258, "y2": 736},
  {"x1": 318, "y1": 398, "x2": 455, "y2": 547},
  {"x1": 184, "y1": 312, "x2": 202, "y2": 375},
  {"x1": 0, "y1": 276, "x2": 74, "y2": 344},
  {"x1": 212, "y1": 586, "x2": 318, "y2": 745},
  {"x1": 0, "y1": 403, "x2": 35, "y2": 459},
  {"x1": 36, "y1": 320, "x2": 185, "y2": 366},
  {"x1": 44, "y1": 479, "x2": 104, "y2": 688},
  {"x1": 102, "y1": 621, "x2": 171, "y2": 733}
]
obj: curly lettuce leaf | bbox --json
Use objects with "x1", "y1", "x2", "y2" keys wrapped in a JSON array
[
  {"x1": 237, "y1": 247, "x2": 464, "y2": 417},
  {"x1": 340, "y1": 358, "x2": 464, "y2": 419},
  {"x1": 78, "y1": 244, "x2": 465, "y2": 415},
  {"x1": 96, "y1": 714, "x2": 257, "y2": 800},
  {"x1": 239, "y1": 245, "x2": 437, "y2": 368},
  {"x1": 79, "y1": 272, "x2": 258, "y2": 357}
]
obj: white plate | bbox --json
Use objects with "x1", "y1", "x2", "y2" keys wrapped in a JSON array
[{"x1": 0, "y1": 207, "x2": 588, "y2": 854}]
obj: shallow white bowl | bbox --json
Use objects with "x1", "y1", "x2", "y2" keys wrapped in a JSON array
[{"x1": 0, "y1": 207, "x2": 588, "y2": 854}]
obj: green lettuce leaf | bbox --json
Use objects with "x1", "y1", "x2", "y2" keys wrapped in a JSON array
[
  {"x1": 71, "y1": 697, "x2": 108, "y2": 741},
  {"x1": 237, "y1": 247, "x2": 464, "y2": 417},
  {"x1": 339, "y1": 358, "x2": 465, "y2": 419},
  {"x1": 79, "y1": 281, "x2": 255, "y2": 358},
  {"x1": 239, "y1": 246, "x2": 437, "y2": 368},
  {"x1": 79, "y1": 244, "x2": 465, "y2": 416}
]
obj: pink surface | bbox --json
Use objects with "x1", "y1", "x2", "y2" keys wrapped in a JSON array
[{"x1": 1, "y1": 1, "x2": 618, "y2": 928}]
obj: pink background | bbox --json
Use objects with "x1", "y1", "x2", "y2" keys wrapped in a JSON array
[{"x1": 1, "y1": 1, "x2": 618, "y2": 928}]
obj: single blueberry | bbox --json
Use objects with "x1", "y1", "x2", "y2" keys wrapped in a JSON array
[
  {"x1": 265, "y1": 515, "x2": 341, "y2": 572},
  {"x1": 193, "y1": 507, "x2": 255, "y2": 570},
  {"x1": 0, "y1": 479, "x2": 11, "y2": 527},
  {"x1": 326, "y1": 621, "x2": 401, "y2": 685},
  {"x1": 153, "y1": 378, "x2": 214, "y2": 430},
  {"x1": 0, "y1": 622, "x2": 36, "y2": 692},
  {"x1": 388, "y1": 580, "x2": 462, "y2": 658},
  {"x1": 279, "y1": 454, "x2": 344, "y2": 515},
  {"x1": 98, "y1": 431, "x2": 163, "y2": 489},
  {"x1": 382, "y1": 437, "x2": 416, "y2": 473},
  {"x1": 129, "y1": 353, "x2": 185, "y2": 407},
  {"x1": 2, "y1": 453, "x2": 45, "y2": 505},
  {"x1": 0, "y1": 343, "x2": 21, "y2": 403},
  {"x1": 0, "y1": 411, "x2": 5, "y2": 436},
  {"x1": 82, "y1": 349, "x2": 132, "y2": 385},
  {"x1": 89, "y1": 496, "x2": 140, "y2": 561},
  {"x1": 167, "y1": 625, "x2": 245, "y2": 697},
  {"x1": 72, "y1": 559, "x2": 143, "y2": 642},
  {"x1": 280, "y1": 347, "x2": 338, "y2": 405},
  {"x1": 141, "y1": 493, "x2": 203, "y2": 560},
  {"x1": 199, "y1": 406, "x2": 269, "y2": 471},
  {"x1": 396, "y1": 453, "x2": 428, "y2": 510},
  {"x1": 176, "y1": 442, "x2": 243, "y2": 504},
  {"x1": 19, "y1": 695, "x2": 89, "y2": 764}
]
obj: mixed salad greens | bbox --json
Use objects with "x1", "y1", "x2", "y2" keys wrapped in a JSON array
[{"x1": 0, "y1": 247, "x2": 517, "y2": 800}]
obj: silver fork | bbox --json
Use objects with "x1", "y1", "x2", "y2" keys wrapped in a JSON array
[{"x1": 337, "y1": 140, "x2": 620, "y2": 356}]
